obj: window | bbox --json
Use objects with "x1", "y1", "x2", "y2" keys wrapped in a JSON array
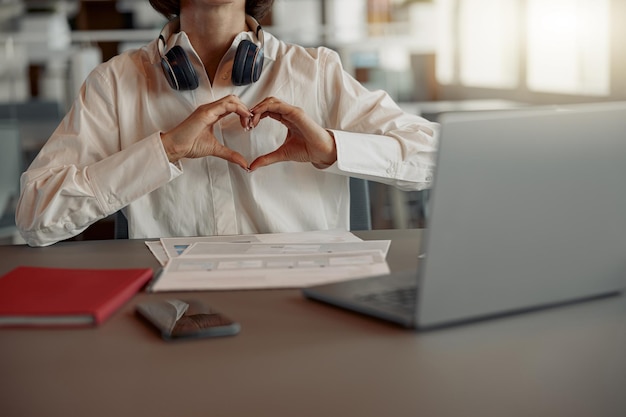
[
  {"x1": 437, "y1": 0, "x2": 611, "y2": 97},
  {"x1": 526, "y1": 0, "x2": 610, "y2": 95},
  {"x1": 458, "y1": 0, "x2": 520, "y2": 89}
]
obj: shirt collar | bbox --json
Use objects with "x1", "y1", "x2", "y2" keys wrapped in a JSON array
[{"x1": 154, "y1": 15, "x2": 276, "y2": 65}]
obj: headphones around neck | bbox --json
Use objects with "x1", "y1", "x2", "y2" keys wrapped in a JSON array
[{"x1": 158, "y1": 16, "x2": 265, "y2": 90}]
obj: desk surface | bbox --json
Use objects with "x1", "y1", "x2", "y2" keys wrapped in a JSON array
[{"x1": 1, "y1": 230, "x2": 625, "y2": 417}]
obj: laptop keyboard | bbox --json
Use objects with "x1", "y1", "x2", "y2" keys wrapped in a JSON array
[{"x1": 355, "y1": 286, "x2": 417, "y2": 311}]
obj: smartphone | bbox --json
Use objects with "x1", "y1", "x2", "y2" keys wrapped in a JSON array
[{"x1": 136, "y1": 299, "x2": 240, "y2": 340}]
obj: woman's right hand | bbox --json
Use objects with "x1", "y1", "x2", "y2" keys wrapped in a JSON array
[{"x1": 160, "y1": 95, "x2": 252, "y2": 169}]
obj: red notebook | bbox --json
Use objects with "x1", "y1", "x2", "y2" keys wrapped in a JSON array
[{"x1": 0, "y1": 266, "x2": 153, "y2": 327}]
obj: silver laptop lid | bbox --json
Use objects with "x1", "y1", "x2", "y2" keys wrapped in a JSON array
[{"x1": 417, "y1": 102, "x2": 626, "y2": 328}]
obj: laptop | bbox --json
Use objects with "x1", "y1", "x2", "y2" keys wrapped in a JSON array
[{"x1": 303, "y1": 101, "x2": 626, "y2": 329}]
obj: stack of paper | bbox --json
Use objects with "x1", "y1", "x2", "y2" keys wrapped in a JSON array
[{"x1": 145, "y1": 231, "x2": 391, "y2": 291}]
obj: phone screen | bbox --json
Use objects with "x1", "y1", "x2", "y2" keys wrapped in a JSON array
[{"x1": 136, "y1": 299, "x2": 240, "y2": 340}]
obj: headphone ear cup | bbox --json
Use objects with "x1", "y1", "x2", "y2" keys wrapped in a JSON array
[
  {"x1": 163, "y1": 45, "x2": 199, "y2": 90},
  {"x1": 232, "y1": 40, "x2": 263, "y2": 86}
]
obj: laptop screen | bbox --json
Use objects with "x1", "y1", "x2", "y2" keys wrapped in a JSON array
[{"x1": 417, "y1": 102, "x2": 626, "y2": 327}]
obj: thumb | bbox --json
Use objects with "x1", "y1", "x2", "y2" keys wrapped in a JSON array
[
  {"x1": 248, "y1": 147, "x2": 290, "y2": 171},
  {"x1": 213, "y1": 144, "x2": 250, "y2": 171}
]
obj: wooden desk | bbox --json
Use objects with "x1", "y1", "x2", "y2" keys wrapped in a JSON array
[{"x1": 1, "y1": 230, "x2": 625, "y2": 417}]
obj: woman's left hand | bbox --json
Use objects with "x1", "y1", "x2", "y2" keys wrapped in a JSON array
[{"x1": 248, "y1": 97, "x2": 337, "y2": 171}]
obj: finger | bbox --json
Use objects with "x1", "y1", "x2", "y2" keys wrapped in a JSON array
[
  {"x1": 209, "y1": 102, "x2": 253, "y2": 133},
  {"x1": 200, "y1": 95, "x2": 252, "y2": 125},
  {"x1": 216, "y1": 102, "x2": 253, "y2": 123},
  {"x1": 250, "y1": 96, "x2": 280, "y2": 113},
  {"x1": 217, "y1": 95, "x2": 254, "y2": 130},
  {"x1": 250, "y1": 97, "x2": 284, "y2": 126}
]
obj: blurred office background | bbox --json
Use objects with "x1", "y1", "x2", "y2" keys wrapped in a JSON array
[{"x1": 1, "y1": 0, "x2": 625, "y2": 242}]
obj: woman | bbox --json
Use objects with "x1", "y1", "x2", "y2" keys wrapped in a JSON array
[{"x1": 16, "y1": 0, "x2": 438, "y2": 247}]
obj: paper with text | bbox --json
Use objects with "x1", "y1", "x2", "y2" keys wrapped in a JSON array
[
  {"x1": 180, "y1": 240, "x2": 391, "y2": 258},
  {"x1": 150, "y1": 250, "x2": 389, "y2": 291},
  {"x1": 158, "y1": 230, "x2": 363, "y2": 259},
  {"x1": 145, "y1": 231, "x2": 388, "y2": 291}
]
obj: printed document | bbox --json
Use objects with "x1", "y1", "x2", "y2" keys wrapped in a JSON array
[{"x1": 145, "y1": 231, "x2": 391, "y2": 291}]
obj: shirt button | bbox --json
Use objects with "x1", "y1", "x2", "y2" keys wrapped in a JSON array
[{"x1": 222, "y1": 72, "x2": 229, "y2": 80}]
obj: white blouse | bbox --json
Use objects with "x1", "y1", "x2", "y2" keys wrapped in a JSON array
[{"x1": 16, "y1": 20, "x2": 438, "y2": 247}]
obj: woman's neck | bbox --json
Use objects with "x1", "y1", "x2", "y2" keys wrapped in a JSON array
[{"x1": 179, "y1": 5, "x2": 247, "y2": 84}]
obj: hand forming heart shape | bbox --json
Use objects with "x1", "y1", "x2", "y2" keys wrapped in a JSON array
[{"x1": 160, "y1": 95, "x2": 337, "y2": 171}]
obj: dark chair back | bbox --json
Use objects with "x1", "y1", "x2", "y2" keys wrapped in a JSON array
[
  {"x1": 114, "y1": 210, "x2": 129, "y2": 239},
  {"x1": 349, "y1": 177, "x2": 372, "y2": 231}
]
